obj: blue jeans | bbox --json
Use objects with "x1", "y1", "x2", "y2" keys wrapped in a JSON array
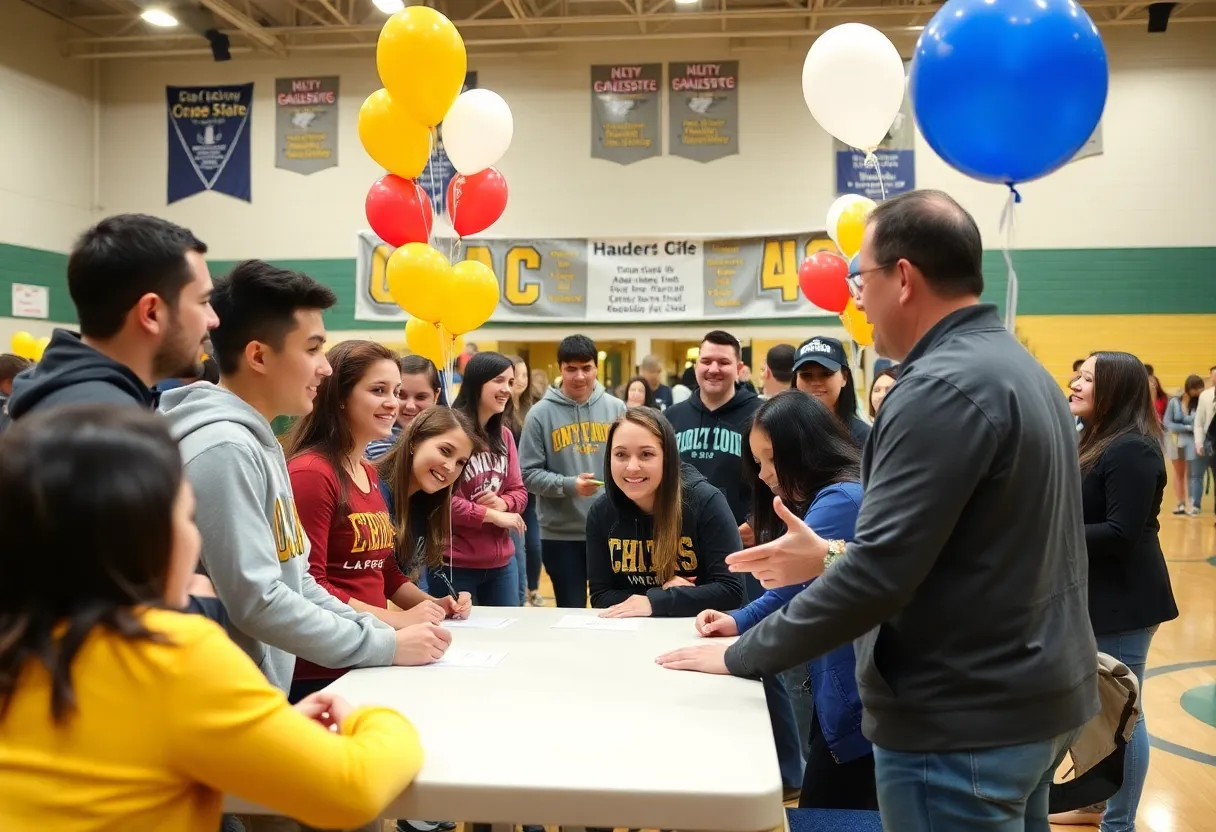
[
  {"x1": 1095, "y1": 627, "x2": 1154, "y2": 832},
  {"x1": 449, "y1": 562, "x2": 521, "y2": 606},
  {"x1": 523, "y1": 494, "x2": 542, "y2": 591},
  {"x1": 1186, "y1": 456, "x2": 1206, "y2": 511},
  {"x1": 873, "y1": 729, "x2": 1077, "y2": 831},
  {"x1": 510, "y1": 528, "x2": 528, "y2": 604},
  {"x1": 541, "y1": 538, "x2": 588, "y2": 608}
]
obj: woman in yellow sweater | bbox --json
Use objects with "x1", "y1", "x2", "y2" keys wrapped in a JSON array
[{"x1": 0, "y1": 405, "x2": 424, "y2": 832}]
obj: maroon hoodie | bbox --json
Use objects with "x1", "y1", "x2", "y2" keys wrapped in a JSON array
[{"x1": 449, "y1": 425, "x2": 528, "y2": 569}]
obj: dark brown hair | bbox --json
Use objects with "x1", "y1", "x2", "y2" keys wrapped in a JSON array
[
  {"x1": 283, "y1": 340, "x2": 399, "y2": 508},
  {"x1": 505, "y1": 355, "x2": 535, "y2": 431},
  {"x1": 604, "y1": 407, "x2": 683, "y2": 584},
  {"x1": 377, "y1": 407, "x2": 482, "y2": 570},
  {"x1": 400, "y1": 354, "x2": 441, "y2": 392},
  {"x1": 1182, "y1": 374, "x2": 1204, "y2": 414},
  {"x1": 0, "y1": 354, "x2": 33, "y2": 383},
  {"x1": 868, "y1": 366, "x2": 899, "y2": 418},
  {"x1": 1078, "y1": 351, "x2": 1164, "y2": 473},
  {"x1": 0, "y1": 406, "x2": 181, "y2": 722}
]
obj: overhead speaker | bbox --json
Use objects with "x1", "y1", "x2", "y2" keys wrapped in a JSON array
[
  {"x1": 1147, "y1": 2, "x2": 1175, "y2": 33},
  {"x1": 204, "y1": 28, "x2": 231, "y2": 61}
]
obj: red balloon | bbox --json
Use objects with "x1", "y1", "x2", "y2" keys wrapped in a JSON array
[
  {"x1": 366, "y1": 175, "x2": 433, "y2": 247},
  {"x1": 798, "y1": 250, "x2": 850, "y2": 313},
  {"x1": 447, "y1": 167, "x2": 508, "y2": 238}
]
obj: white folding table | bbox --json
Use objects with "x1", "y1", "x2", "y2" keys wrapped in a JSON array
[{"x1": 228, "y1": 606, "x2": 783, "y2": 831}]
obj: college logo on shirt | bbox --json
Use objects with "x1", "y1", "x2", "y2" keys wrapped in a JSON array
[
  {"x1": 273, "y1": 496, "x2": 306, "y2": 563},
  {"x1": 349, "y1": 510, "x2": 395, "y2": 553},
  {"x1": 675, "y1": 427, "x2": 743, "y2": 461},
  {"x1": 551, "y1": 421, "x2": 612, "y2": 455},
  {"x1": 608, "y1": 536, "x2": 698, "y2": 586}
]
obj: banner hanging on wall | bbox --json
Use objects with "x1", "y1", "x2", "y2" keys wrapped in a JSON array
[
  {"x1": 355, "y1": 229, "x2": 837, "y2": 324},
  {"x1": 421, "y1": 71, "x2": 479, "y2": 218},
  {"x1": 274, "y1": 76, "x2": 339, "y2": 175},
  {"x1": 590, "y1": 64, "x2": 662, "y2": 165},
  {"x1": 166, "y1": 84, "x2": 253, "y2": 204},
  {"x1": 834, "y1": 63, "x2": 913, "y2": 200},
  {"x1": 667, "y1": 61, "x2": 739, "y2": 162}
]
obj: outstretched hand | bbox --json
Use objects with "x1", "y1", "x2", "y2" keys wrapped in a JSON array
[
  {"x1": 655, "y1": 642, "x2": 730, "y2": 675},
  {"x1": 725, "y1": 496, "x2": 828, "y2": 589}
]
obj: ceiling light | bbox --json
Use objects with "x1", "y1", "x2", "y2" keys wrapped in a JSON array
[
  {"x1": 674, "y1": 0, "x2": 699, "y2": 5},
  {"x1": 373, "y1": 0, "x2": 406, "y2": 12},
  {"x1": 140, "y1": 8, "x2": 179, "y2": 27}
]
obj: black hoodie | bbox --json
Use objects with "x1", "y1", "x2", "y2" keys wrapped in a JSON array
[
  {"x1": 663, "y1": 386, "x2": 762, "y2": 524},
  {"x1": 7, "y1": 330, "x2": 154, "y2": 420},
  {"x1": 586, "y1": 464, "x2": 745, "y2": 616}
]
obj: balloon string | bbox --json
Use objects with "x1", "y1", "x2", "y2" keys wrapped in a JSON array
[
  {"x1": 424, "y1": 127, "x2": 439, "y2": 251},
  {"x1": 998, "y1": 186, "x2": 1022, "y2": 333},
  {"x1": 864, "y1": 150, "x2": 888, "y2": 201},
  {"x1": 440, "y1": 327, "x2": 456, "y2": 587}
]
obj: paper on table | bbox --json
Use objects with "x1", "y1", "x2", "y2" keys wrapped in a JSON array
[
  {"x1": 425, "y1": 648, "x2": 507, "y2": 668},
  {"x1": 443, "y1": 617, "x2": 516, "y2": 629},
  {"x1": 552, "y1": 615, "x2": 642, "y2": 632}
]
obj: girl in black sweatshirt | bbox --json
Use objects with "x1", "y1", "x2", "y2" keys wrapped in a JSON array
[{"x1": 586, "y1": 407, "x2": 745, "y2": 618}]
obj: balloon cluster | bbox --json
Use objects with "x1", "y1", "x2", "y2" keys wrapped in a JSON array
[
  {"x1": 797, "y1": 195, "x2": 876, "y2": 347},
  {"x1": 358, "y1": 7, "x2": 511, "y2": 363},
  {"x1": 10, "y1": 331, "x2": 48, "y2": 362}
]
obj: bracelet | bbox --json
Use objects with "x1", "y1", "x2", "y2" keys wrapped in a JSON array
[{"x1": 823, "y1": 539, "x2": 847, "y2": 569}]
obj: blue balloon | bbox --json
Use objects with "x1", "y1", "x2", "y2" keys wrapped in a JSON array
[
  {"x1": 910, "y1": 0, "x2": 1108, "y2": 185},
  {"x1": 848, "y1": 254, "x2": 861, "y2": 275}
]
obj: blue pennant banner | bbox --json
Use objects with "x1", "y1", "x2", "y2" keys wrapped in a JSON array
[{"x1": 167, "y1": 84, "x2": 254, "y2": 204}]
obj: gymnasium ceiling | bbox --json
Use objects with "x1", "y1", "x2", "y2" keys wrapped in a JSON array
[{"x1": 22, "y1": 0, "x2": 1216, "y2": 60}]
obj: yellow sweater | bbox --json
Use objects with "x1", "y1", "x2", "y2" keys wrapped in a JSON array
[{"x1": 0, "y1": 608, "x2": 423, "y2": 831}]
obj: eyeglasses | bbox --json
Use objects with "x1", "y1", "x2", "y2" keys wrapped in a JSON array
[{"x1": 845, "y1": 261, "x2": 903, "y2": 300}]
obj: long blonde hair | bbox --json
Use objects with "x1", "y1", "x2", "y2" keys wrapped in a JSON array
[{"x1": 376, "y1": 408, "x2": 481, "y2": 570}]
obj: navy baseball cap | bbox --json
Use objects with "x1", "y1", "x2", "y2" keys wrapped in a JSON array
[{"x1": 792, "y1": 336, "x2": 847, "y2": 373}]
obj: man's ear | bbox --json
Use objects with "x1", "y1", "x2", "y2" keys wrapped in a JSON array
[
  {"x1": 132, "y1": 293, "x2": 165, "y2": 338},
  {"x1": 244, "y1": 340, "x2": 270, "y2": 376}
]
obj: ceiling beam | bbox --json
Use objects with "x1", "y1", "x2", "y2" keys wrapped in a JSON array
[{"x1": 195, "y1": 0, "x2": 288, "y2": 55}]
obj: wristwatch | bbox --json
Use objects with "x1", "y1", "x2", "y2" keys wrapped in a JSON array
[{"x1": 824, "y1": 539, "x2": 847, "y2": 569}]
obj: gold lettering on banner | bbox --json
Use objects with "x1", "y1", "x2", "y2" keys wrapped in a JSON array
[
  {"x1": 760, "y1": 239, "x2": 799, "y2": 303},
  {"x1": 505, "y1": 246, "x2": 541, "y2": 306}
]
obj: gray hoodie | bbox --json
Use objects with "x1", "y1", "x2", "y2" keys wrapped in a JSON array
[
  {"x1": 160, "y1": 382, "x2": 396, "y2": 692},
  {"x1": 518, "y1": 382, "x2": 625, "y2": 540}
]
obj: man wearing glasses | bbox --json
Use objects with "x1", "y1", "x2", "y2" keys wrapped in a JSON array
[{"x1": 660, "y1": 189, "x2": 1098, "y2": 831}]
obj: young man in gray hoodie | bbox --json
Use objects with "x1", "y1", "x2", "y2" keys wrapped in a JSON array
[
  {"x1": 161, "y1": 260, "x2": 450, "y2": 696},
  {"x1": 519, "y1": 335, "x2": 625, "y2": 608}
]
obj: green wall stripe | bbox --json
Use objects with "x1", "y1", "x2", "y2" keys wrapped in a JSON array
[{"x1": 0, "y1": 243, "x2": 74, "y2": 322}]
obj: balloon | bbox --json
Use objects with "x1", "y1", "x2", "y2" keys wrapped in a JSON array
[
  {"x1": 441, "y1": 260, "x2": 500, "y2": 335},
  {"x1": 447, "y1": 167, "x2": 509, "y2": 238},
  {"x1": 840, "y1": 299, "x2": 874, "y2": 347},
  {"x1": 405, "y1": 317, "x2": 464, "y2": 366},
  {"x1": 802, "y1": 23, "x2": 905, "y2": 151},
  {"x1": 835, "y1": 199, "x2": 875, "y2": 260},
  {"x1": 910, "y1": 0, "x2": 1108, "y2": 184},
  {"x1": 377, "y1": 7, "x2": 467, "y2": 127},
  {"x1": 32, "y1": 337, "x2": 49, "y2": 362},
  {"x1": 441, "y1": 89, "x2": 514, "y2": 175},
  {"x1": 798, "y1": 251, "x2": 850, "y2": 314},
  {"x1": 825, "y1": 194, "x2": 873, "y2": 255},
  {"x1": 10, "y1": 331, "x2": 35, "y2": 360},
  {"x1": 366, "y1": 175, "x2": 433, "y2": 248},
  {"x1": 386, "y1": 244, "x2": 452, "y2": 323},
  {"x1": 358, "y1": 89, "x2": 432, "y2": 179}
]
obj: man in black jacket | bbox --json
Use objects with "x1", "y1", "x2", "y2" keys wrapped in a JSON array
[{"x1": 660, "y1": 190, "x2": 1098, "y2": 830}]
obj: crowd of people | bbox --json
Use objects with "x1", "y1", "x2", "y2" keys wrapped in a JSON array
[{"x1": 0, "y1": 190, "x2": 1204, "y2": 832}]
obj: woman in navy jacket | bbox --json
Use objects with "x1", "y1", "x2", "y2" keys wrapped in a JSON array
[{"x1": 696, "y1": 391, "x2": 875, "y2": 809}]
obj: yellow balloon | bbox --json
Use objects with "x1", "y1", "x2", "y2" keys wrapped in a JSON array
[
  {"x1": 386, "y1": 243, "x2": 452, "y2": 323},
  {"x1": 835, "y1": 199, "x2": 876, "y2": 259},
  {"x1": 358, "y1": 89, "x2": 432, "y2": 179},
  {"x1": 32, "y1": 336, "x2": 50, "y2": 362},
  {"x1": 839, "y1": 299, "x2": 874, "y2": 347},
  {"x1": 441, "y1": 260, "x2": 500, "y2": 335},
  {"x1": 377, "y1": 7, "x2": 467, "y2": 128},
  {"x1": 10, "y1": 331, "x2": 36, "y2": 360},
  {"x1": 405, "y1": 317, "x2": 464, "y2": 366}
]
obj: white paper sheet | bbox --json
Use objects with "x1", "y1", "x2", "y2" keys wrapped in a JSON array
[
  {"x1": 426, "y1": 649, "x2": 507, "y2": 668},
  {"x1": 551, "y1": 615, "x2": 642, "y2": 632},
  {"x1": 443, "y1": 617, "x2": 516, "y2": 630}
]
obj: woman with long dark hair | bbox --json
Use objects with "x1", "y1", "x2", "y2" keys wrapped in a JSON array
[
  {"x1": 1164, "y1": 374, "x2": 1206, "y2": 516},
  {"x1": 0, "y1": 406, "x2": 423, "y2": 830},
  {"x1": 624, "y1": 375, "x2": 658, "y2": 409},
  {"x1": 283, "y1": 341, "x2": 468, "y2": 703},
  {"x1": 692, "y1": 391, "x2": 875, "y2": 809},
  {"x1": 790, "y1": 336, "x2": 869, "y2": 446},
  {"x1": 868, "y1": 366, "x2": 898, "y2": 418},
  {"x1": 448, "y1": 352, "x2": 529, "y2": 605},
  {"x1": 1066, "y1": 352, "x2": 1178, "y2": 831},
  {"x1": 586, "y1": 407, "x2": 744, "y2": 617}
]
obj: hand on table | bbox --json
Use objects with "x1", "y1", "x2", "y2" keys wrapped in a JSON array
[
  {"x1": 437, "y1": 591, "x2": 473, "y2": 619},
  {"x1": 294, "y1": 691, "x2": 354, "y2": 730},
  {"x1": 486, "y1": 509, "x2": 527, "y2": 535},
  {"x1": 475, "y1": 491, "x2": 508, "y2": 512},
  {"x1": 599, "y1": 594, "x2": 653, "y2": 618},
  {"x1": 655, "y1": 642, "x2": 731, "y2": 675},
  {"x1": 738, "y1": 522, "x2": 754, "y2": 548},
  {"x1": 394, "y1": 599, "x2": 445, "y2": 627},
  {"x1": 662, "y1": 575, "x2": 696, "y2": 589},
  {"x1": 726, "y1": 496, "x2": 827, "y2": 589},
  {"x1": 574, "y1": 472, "x2": 602, "y2": 498},
  {"x1": 393, "y1": 622, "x2": 452, "y2": 666},
  {"x1": 695, "y1": 609, "x2": 738, "y2": 638}
]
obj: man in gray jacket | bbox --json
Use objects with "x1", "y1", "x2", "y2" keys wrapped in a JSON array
[{"x1": 659, "y1": 190, "x2": 1098, "y2": 830}]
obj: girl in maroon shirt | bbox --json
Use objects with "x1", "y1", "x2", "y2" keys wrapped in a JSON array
[{"x1": 284, "y1": 341, "x2": 473, "y2": 701}]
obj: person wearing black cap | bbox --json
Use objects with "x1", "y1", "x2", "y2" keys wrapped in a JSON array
[{"x1": 791, "y1": 336, "x2": 869, "y2": 447}]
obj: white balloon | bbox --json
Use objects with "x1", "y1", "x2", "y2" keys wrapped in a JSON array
[
  {"x1": 441, "y1": 89, "x2": 514, "y2": 175},
  {"x1": 825, "y1": 194, "x2": 870, "y2": 253},
  {"x1": 802, "y1": 23, "x2": 905, "y2": 152}
]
